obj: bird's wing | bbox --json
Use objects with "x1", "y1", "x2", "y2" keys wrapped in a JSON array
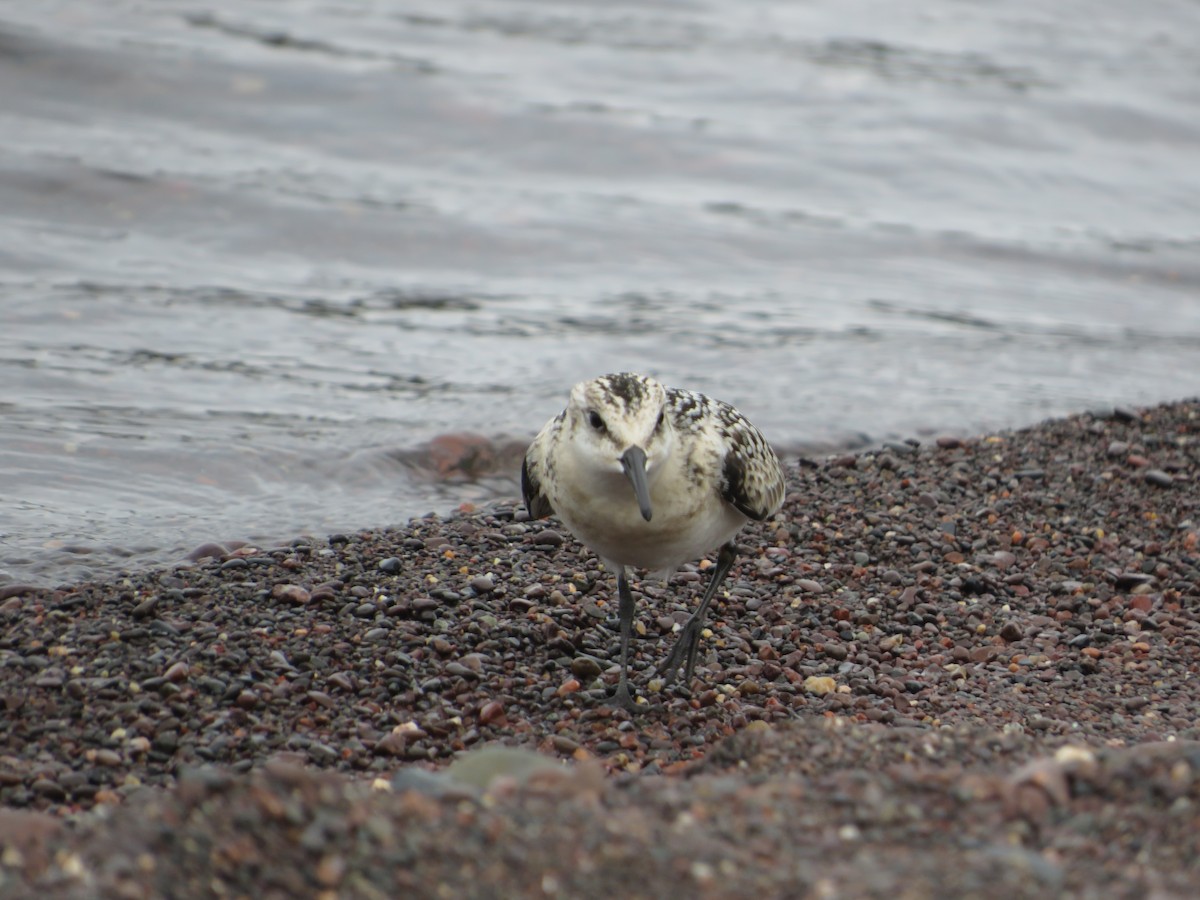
[
  {"x1": 521, "y1": 426, "x2": 556, "y2": 520},
  {"x1": 722, "y1": 438, "x2": 785, "y2": 521},
  {"x1": 712, "y1": 401, "x2": 786, "y2": 522},
  {"x1": 666, "y1": 387, "x2": 785, "y2": 522}
]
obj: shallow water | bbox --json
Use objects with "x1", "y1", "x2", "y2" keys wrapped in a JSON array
[{"x1": 2, "y1": 0, "x2": 1199, "y2": 586}]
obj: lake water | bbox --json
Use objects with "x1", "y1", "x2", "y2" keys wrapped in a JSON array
[{"x1": 2, "y1": 0, "x2": 1199, "y2": 587}]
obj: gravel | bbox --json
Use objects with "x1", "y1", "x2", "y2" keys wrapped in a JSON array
[{"x1": 1, "y1": 399, "x2": 1199, "y2": 897}]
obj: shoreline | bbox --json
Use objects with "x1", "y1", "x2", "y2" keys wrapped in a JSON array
[
  {"x1": 2, "y1": 399, "x2": 1198, "y2": 897},
  {"x1": 0, "y1": 405, "x2": 1150, "y2": 594},
  {"x1": 0, "y1": 431, "x2": 883, "y2": 594}
]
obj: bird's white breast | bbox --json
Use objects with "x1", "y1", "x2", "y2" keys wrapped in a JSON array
[{"x1": 547, "y1": 434, "x2": 748, "y2": 578}]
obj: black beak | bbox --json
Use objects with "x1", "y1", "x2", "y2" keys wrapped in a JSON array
[{"x1": 620, "y1": 446, "x2": 652, "y2": 521}]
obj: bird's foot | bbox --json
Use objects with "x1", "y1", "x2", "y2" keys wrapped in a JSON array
[
  {"x1": 611, "y1": 679, "x2": 640, "y2": 713},
  {"x1": 658, "y1": 618, "x2": 704, "y2": 688}
]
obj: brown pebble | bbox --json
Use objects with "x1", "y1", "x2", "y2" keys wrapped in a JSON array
[
  {"x1": 130, "y1": 596, "x2": 160, "y2": 619},
  {"x1": 373, "y1": 732, "x2": 410, "y2": 756},
  {"x1": 315, "y1": 854, "x2": 346, "y2": 888},
  {"x1": 570, "y1": 657, "x2": 603, "y2": 680},
  {"x1": 0, "y1": 584, "x2": 41, "y2": 602},
  {"x1": 804, "y1": 676, "x2": 837, "y2": 696},
  {"x1": 1000, "y1": 622, "x2": 1024, "y2": 643},
  {"x1": 757, "y1": 644, "x2": 779, "y2": 661},
  {"x1": 460, "y1": 653, "x2": 487, "y2": 673},
  {"x1": 991, "y1": 551, "x2": 1016, "y2": 570},
  {"x1": 618, "y1": 732, "x2": 640, "y2": 750},
  {"x1": 186, "y1": 542, "x2": 228, "y2": 562},
  {"x1": 328, "y1": 672, "x2": 355, "y2": 692},
  {"x1": 164, "y1": 661, "x2": 190, "y2": 683},
  {"x1": 551, "y1": 735, "x2": 581, "y2": 753},
  {"x1": 878, "y1": 634, "x2": 903, "y2": 652},
  {"x1": 479, "y1": 700, "x2": 506, "y2": 725},
  {"x1": 272, "y1": 584, "x2": 311, "y2": 605},
  {"x1": 92, "y1": 749, "x2": 122, "y2": 767},
  {"x1": 582, "y1": 600, "x2": 605, "y2": 619},
  {"x1": 31, "y1": 780, "x2": 66, "y2": 801},
  {"x1": 1129, "y1": 594, "x2": 1154, "y2": 612},
  {"x1": 428, "y1": 432, "x2": 496, "y2": 480},
  {"x1": 306, "y1": 691, "x2": 336, "y2": 709}
]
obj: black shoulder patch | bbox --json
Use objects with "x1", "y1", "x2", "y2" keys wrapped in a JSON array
[
  {"x1": 521, "y1": 455, "x2": 554, "y2": 519},
  {"x1": 722, "y1": 451, "x2": 764, "y2": 520}
]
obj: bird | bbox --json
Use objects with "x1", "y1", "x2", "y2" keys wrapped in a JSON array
[{"x1": 521, "y1": 372, "x2": 786, "y2": 710}]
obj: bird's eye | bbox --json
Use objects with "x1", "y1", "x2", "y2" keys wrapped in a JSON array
[
  {"x1": 588, "y1": 410, "x2": 605, "y2": 431},
  {"x1": 654, "y1": 411, "x2": 665, "y2": 431}
]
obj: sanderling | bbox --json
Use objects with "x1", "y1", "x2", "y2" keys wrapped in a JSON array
[{"x1": 522, "y1": 372, "x2": 786, "y2": 710}]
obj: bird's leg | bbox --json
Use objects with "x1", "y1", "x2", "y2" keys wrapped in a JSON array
[
  {"x1": 660, "y1": 541, "x2": 739, "y2": 688},
  {"x1": 611, "y1": 570, "x2": 640, "y2": 711}
]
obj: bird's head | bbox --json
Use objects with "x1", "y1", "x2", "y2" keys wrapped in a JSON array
[{"x1": 567, "y1": 373, "x2": 673, "y2": 521}]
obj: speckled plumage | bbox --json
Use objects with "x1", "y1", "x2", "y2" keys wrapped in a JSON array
[{"x1": 522, "y1": 373, "x2": 785, "y2": 709}]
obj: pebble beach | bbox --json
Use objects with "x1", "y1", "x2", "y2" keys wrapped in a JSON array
[{"x1": 2, "y1": 399, "x2": 1199, "y2": 897}]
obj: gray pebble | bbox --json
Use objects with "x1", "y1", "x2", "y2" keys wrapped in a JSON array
[
  {"x1": 532, "y1": 530, "x2": 565, "y2": 546},
  {"x1": 1144, "y1": 469, "x2": 1174, "y2": 488}
]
